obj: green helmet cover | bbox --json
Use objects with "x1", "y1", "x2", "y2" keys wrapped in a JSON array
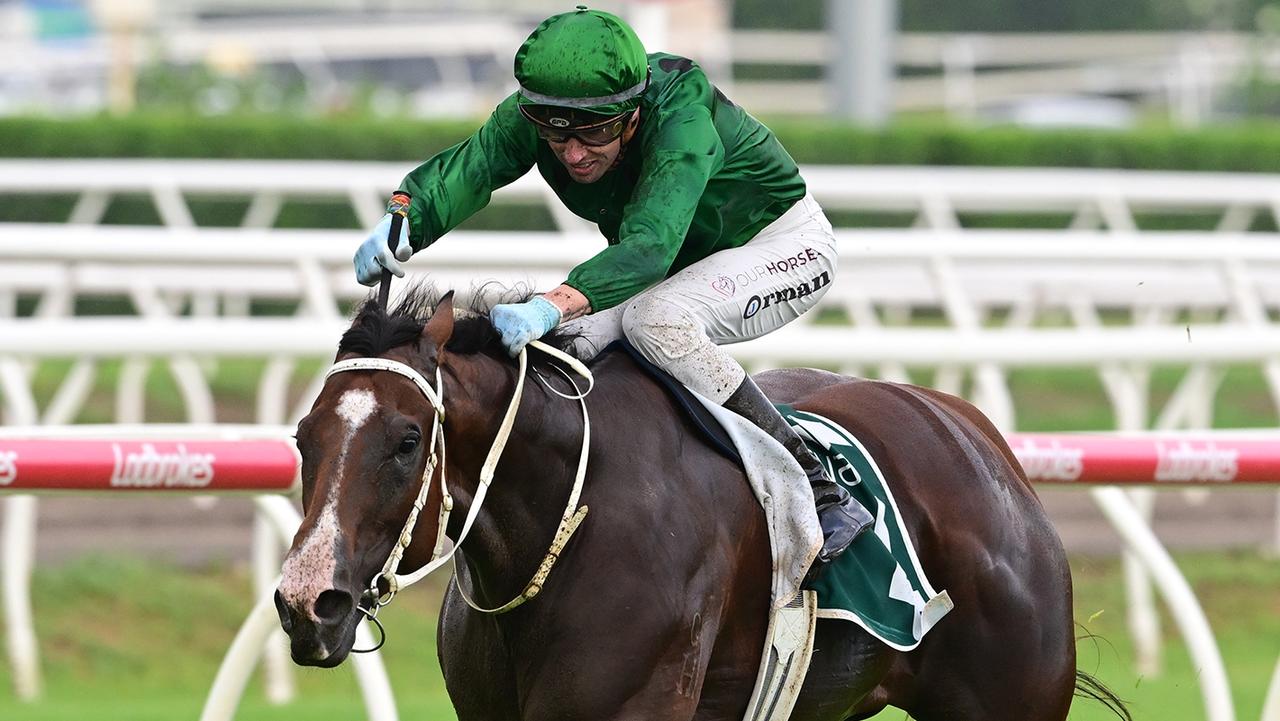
[{"x1": 515, "y1": 6, "x2": 649, "y2": 122}]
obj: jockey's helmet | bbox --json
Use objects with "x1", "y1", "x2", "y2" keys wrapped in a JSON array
[{"x1": 514, "y1": 6, "x2": 649, "y2": 133}]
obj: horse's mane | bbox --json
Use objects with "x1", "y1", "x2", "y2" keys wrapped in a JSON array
[{"x1": 337, "y1": 283, "x2": 583, "y2": 360}]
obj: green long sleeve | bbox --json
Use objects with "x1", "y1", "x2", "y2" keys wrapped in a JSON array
[
  {"x1": 398, "y1": 94, "x2": 538, "y2": 251},
  {"x1": 397, "y1": 53, "x2": 806, "y2": 312}
]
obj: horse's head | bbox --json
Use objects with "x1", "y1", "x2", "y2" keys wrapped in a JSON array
[{"x1": 275, "y1": 290, "x2": 457, "y2": 667}]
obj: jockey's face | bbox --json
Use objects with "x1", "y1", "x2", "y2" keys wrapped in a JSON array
[
  {"x1": 548, "y1": 135, "x2": 622, "y2": 183},
  {"x1": 546, "y1": 110, "x2": 638, "y2": 184}
]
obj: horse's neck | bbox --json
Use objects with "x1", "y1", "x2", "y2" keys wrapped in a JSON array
[{"x1": 445, "y1": 354, "x2": 583, "y2": 606}]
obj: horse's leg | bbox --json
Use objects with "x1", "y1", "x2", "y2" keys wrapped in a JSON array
[
  {"x1": 510, "y1": 527, "x2": 743, "y2": 721},
  {"x1": 515, "y1": 451, "x2": 774, "y2": 721},
  {"x1": 895, "y1": 577, "x2": 1076, "y2": 721},
  {"x1": 443, "y1": 567, "x2": 742, "y2": 721},
  {"x1": 437, "y1": 579, "x2": 520, "y2": 721},
  {"x1": 894, "y1": 393, "x2": 1077, "y2": 721},
  {"x1": 516, "y1": 610, "x2": 721, "y2": 721},
  {"x1": 869, "y1": 424, "x2": 1076, "y2": 719}
]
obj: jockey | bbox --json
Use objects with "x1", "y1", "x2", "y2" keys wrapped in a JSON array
[{"x1": 353, "y1": 6, "x2": 872, "y2": 565}]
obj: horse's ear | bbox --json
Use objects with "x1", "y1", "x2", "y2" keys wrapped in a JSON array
[{"x1": 422, "y1": 291, "x2": 455, "y2": 349}]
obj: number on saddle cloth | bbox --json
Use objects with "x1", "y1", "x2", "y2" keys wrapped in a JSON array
[{"x1": 820, "y1": 449, "x2": 863, "y2": 488}]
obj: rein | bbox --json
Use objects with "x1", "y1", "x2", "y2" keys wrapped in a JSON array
[{"x1": 324, "y1": 339, "x2": 594, "y2": 629}]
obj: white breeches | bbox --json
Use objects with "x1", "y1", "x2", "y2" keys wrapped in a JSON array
[{"x1": 562, "y1": 192, "x2": 838, "y2": 404}]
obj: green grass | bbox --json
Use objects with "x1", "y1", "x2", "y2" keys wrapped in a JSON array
[
  {"x1": 0, "y1": 555, "x2": 455, "y2": 720},
  {"x1": 0, "y1": 552, "x2": 1275, "y2": 720},
  {"x1": 1058, "y1": 552, "x2": 1280, "y2": 721}
]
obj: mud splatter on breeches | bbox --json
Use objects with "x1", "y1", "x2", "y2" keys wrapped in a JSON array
[{"x1": 561, "y1": 192, "x2": 839, "y2": 405}]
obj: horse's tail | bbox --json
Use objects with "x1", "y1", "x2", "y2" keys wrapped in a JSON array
[{"x1": 1074, "y1": 668, "x2": 1132, "y2": 721}]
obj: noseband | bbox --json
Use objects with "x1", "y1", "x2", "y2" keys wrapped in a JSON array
[{"x1": 324, "y1": 340, "x2": 594, "y2": 628}]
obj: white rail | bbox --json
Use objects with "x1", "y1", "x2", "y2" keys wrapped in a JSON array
[
  {"x1": 0, "y1": 316, "x2": 1274, "y2": 363},
  {"x1": 4, "y1": 225, "x2": 1280, "y2": 320},
  {"x1": 732, "y1": 30, "x2": 1261, "y2": 119},
  {"x1": 5, "y1": 160, "x2": 1280, "y2": 232},
  {"x1": 1090, "y1": 487, "x2": 1236, "y2": 721},
  {"x1": 6, "y1": 222, "x2": 1278, "y2": 434}
]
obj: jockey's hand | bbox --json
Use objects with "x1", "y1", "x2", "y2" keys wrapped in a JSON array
[
  {"x1": 353, "y1": 213, "x2": 412, "y2": 287},
  {"x1": 490, "y1": 296, "x2": 563, "y2": 356}
]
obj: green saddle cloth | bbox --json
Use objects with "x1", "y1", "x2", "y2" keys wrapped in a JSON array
[{"x1": 779, "y1": 406, "x2": 954, "y2": 651}]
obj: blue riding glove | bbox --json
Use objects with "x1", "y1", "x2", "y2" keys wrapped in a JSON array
[
  {"x1": 490, "y1": 296, "x2": 563, "y2": 356},
  {"x1": 353, "y1": 212, "x2": 412, "y2": 287}
]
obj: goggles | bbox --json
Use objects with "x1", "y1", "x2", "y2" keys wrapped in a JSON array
[{"x1": 519, "y1": 106, "x2": 632, "y2": 146}]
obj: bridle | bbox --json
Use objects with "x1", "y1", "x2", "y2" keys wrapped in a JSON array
[{"x1": 323, "y1": 338, "x2": 594, "y2": 644}]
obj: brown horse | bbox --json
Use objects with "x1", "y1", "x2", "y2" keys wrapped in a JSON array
[{"x1": 275, "y1": 288, "x2": 1128, "y2": 721}]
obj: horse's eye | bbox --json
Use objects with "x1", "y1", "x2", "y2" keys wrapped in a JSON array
[{"x1": 397, "y1": 434, "x2": 421, "y2": 456}]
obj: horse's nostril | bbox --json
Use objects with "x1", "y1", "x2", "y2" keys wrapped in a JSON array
[
  {"x1": 314, "y1": 589, "x2": 355, "y2": 624},
  {"x1": 274, "y1": 590, "x2": 294, "y2": 633}
]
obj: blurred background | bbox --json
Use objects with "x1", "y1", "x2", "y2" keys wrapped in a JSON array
[
  {"x1": 8, "y1": 0, "x2": 1280, "y2": 124},
  {"x1": 2, "y1": 1, "x2": 1280, "y2": 720}
]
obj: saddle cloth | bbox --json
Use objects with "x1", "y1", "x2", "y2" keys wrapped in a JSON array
[
  {"x1": 609, "y1": 342, "x2": 952, "y2": 648},
  {"x1": 779, "y1": 407, "x2": 953, "y2": 650}
]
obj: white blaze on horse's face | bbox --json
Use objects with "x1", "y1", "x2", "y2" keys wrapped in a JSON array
[
  {"x1": 278, "y1": 387, "x2": 380, "y2": 615},
  {"x1": 336, "y1": 388, "x2": 378, "y2": 457}
]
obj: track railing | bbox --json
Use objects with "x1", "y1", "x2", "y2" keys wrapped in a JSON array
[
  {"x1": 2, "y1": 425, "x2": 1276, "y2": 721},
  {"x1": 3, "y1": 224, "x2": 1278, "y2": 433},
  {"x1": 1009, "y1": 431, "x2": 1280, "y2": 721}
]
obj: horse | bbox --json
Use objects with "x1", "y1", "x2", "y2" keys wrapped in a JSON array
[{"x1": 274, "y1": 287, "x2": 1129, "y2": 721}]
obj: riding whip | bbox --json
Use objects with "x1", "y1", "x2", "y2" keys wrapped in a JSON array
[{"x1": 377, "y1": 212, "x2": 404, "y2": 311}]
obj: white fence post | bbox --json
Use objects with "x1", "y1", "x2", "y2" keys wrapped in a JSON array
[
  {"x1": 201, "y1": 496, "x2": 397, "y2": 721},
  {"x1": 1091, "y1": 487, "x2": 1235, "y2": 721},
  {"x1": 0, "y1": 357, "x2": 41, "y2": 701},
  {"x1": 252, "y1": 513, "x2": 295, "y2": 705},
  {"x1": 1, "y1": 495, "x2": 39, "y2": 701}
]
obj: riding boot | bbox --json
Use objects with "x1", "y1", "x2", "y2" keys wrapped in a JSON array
[{"x1": 722, "y1": 376, "x2": 874, "y2": 565}]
